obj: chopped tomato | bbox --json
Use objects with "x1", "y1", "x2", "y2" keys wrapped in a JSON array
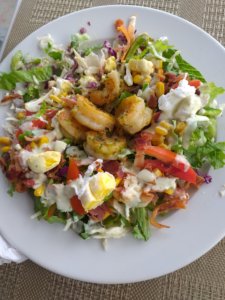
[
  {"x1": 189, "y1": 79, "x2": 201, "y2": 88},
  {"x1": 32, "y1": 119, "x2": 47, "y2": 129},
  {"x1": 144, "y1": 159, "x2": 197, "y2": 184},
  {"x1": 67, "y1": 158, "x2": 80, "y2": 182},
  {"x1": 70, "y1": 196, "x2": 85, "y2": 215}
]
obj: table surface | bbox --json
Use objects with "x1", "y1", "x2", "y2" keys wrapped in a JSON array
[{"x1": 0, "y1": 0, "x2": 225, "y2": 299}]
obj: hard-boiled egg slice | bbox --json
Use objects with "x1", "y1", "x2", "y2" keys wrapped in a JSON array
[
  {"x1": 27, "y1": 151, "x2": 61, "y2": 173},
  {"x1": 80, "y1": 172, "x2": 116, "y2": 212}
]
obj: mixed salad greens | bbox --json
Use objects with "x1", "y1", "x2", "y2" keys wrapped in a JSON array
[{"x1": 0, "y1": 16, "x2": 224, "y2": 243}]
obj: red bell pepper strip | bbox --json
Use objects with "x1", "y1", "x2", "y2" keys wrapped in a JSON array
[
  {"x1": 140, "y1": 145, "x2": 193, "y2": 173},
  {"x1": 70, "y1": 195, "x2": 85, "y2": 215},
  {"x1": 144, "y1": 159, "x2": 197, "y2": 184},
  {"x1": 67, "y1": 158, "x2": 80, "y2": 182}
]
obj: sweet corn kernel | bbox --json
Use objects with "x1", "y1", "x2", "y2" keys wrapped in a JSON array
[
  {"x1": 30, "y1": 142, "x2": 37, "y2": 149},
  {"x1": 16, "y1": 111, "x2": 26, "y2": 120},
  {"x1": 0, "y1": 137, "x2": 11, "y2": 145},
  {"x1": 39, "y1": 136, "x2": 49, "y2": 147},
  {"x1": 50, "y1": 95, "x2": 64, "y2": 104},
  {"x1": 157, "y1": 60, "x2": 163, "y2": 69},
  {"x1": 1, "y1": 146, "x2": 10, "y2": 153},
  {"x1": 154, "y1": 168, "x2": 163, "y2": 177},
  {"x1": 133, "y1": 74, "x2": 143, "y2": 85},
  {"x1": 175, "y1": 122, "x2": 187, "y2": 135},
  {"x1": 157, "y1": 68, "x2": 164, "y2": 75},
  {"x1": 155, "y1": 126, "x2": 168, "y2": 136},
  {"x1": 164, "y1": 188, "x2": 174, "y2": 195},
  {"x1": 155, "y1": 82, "x2": 165, "y2": 98},
  {"x1": 105, "y1": 56, "x2": 116, "y2": 72},
  {"x1": 159, "y1": 120, "x2": 173, "y2": 130},
  {"x1": 34, "y1": 185, "x2": 45, "y2": 197},
  {"x1": 143, "y1": 76, "x2": 151, "y2": 84},
  {"x1": 158, "y1": 143, "x2": 169, "y2": 149},
  {"x1": 151, "y1": 134, "x2": 164, "y2": 146}
]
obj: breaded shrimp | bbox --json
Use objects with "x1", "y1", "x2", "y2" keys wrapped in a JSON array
[
  {"x1": 89, "y1": 70, "x2": 120, "y2": 106},
  {"x1": 72, "y1": 94, "x2": 115, "y2": 131},
  {"x1": 115, "y1": 95, "x2": 152, "y2": 134},
  {"x1": 84, "y1": 131, "x2": 126, "y2": 159},
  {"x1": 57, "y1": 109, "x2": 87, "y2": 142}
]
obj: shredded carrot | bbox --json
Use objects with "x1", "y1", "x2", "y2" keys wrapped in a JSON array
[
  {"x1": 150, "y1": 199, "x2": 186, "y2": 229},
  {"x1": 115, "y1": 18, "x2": 136, "y2": 61},
  {"x1": 150, "y1": 206, "x2": 170, "y2": 229},
  {"x1": 115, "y1": 19, "x2": 124, "y2": 28}
]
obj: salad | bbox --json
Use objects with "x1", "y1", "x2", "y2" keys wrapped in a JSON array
[{"x1": 0, "y1": 16, "x2": 225, "y2": 243}]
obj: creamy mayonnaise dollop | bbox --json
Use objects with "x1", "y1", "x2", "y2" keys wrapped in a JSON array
[{"x1": 158, "y1": 78, "x2": 208, "y2": 121}]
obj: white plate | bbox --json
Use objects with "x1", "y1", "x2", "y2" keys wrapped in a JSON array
[{"x1": 0, "y1": 5, "x2": 225, "y2": 284}]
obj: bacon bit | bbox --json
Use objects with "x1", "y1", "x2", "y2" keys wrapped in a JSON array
[
  {"x1": 140, "y1": 191, "x2": 158, "y2": 203},
  {"x1": 0, "y1": 157, "x2": 7, "y2": 170},
  {"x1": 147, "y1": 94, "x2": 158, "y2": 109},
  {"x1": 45, "y1": 109, "x2": 58, "y2": 120},
  {"x1": 134, "y1": 131, "x2": 153, "y2": 151},
  {"x1": 14, "y1": 182, "x2": 27, "y2": 193},
  {"x1": 26, "y1": 110, "x2": 35, "y2": 116},
  {"x1": 150, "y1": 198, "x2": 187, "y2": 229},
  {"x1": 102, "y1": 160, "x2": 124, "y2": 178},
  {"x1": 195, "y1": 175, "x2": 205, "y2": 187},
  {"x1": 88, "y1": 203, "x2": 112, "y2": 221},
  {"x1": 152, "y1": 111, "x2": 161, "y2": 123},
  {"x1": 47, "y1": 203, "x2": 57, "y2": 218},
  {"x1": 24, "y1": 136, "x2": 40, "y2": 142},
  {"x1": 1, "y1": 93, "x2": 22, "y2": 103},
  {"x1": 45, "y1": 156, "x2": 66, "y2": 180},
  {"x1": 165, "y1": 73, "x2": 185, "y2": 93},
  {"x1": 134, "y1": 151, "x2": 145, "y2": 169},
  {"x1": 23, "y1": 179, "x2": 35, "y2": 188},
  {"x1": 61, "y1": 97, "x2": 77, "y2": 108}
]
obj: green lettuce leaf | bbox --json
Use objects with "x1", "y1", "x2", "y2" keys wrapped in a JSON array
[
  {"x1": 131, "y1": 207, "x2": 150, "y2": 241},
  {"x1": 10, "y1": 50, "x2": 24, "y2": 71},
  {"x1": 200, "y1": 82, "x2": 225, "y2": 102},
  {"x1": 23, "y1": 84, "x2": 40, "y2": 102},
  {"x1": 163, "y1": 48, "x2": 206, "y2": 82},
  {"x1": 184, "y1": 140, "x2": 225, "y2": 169},
  {"x1": 70, "y1": 33, "x2": 89, "y2": 50},
  {"x1": 48, "y1": 50, "x2": 63, "y2": 60},
  {"x1": 0, "y1": 66, "x2": 52, "y2": 91}
]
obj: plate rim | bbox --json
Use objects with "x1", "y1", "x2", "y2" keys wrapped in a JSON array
[{"x1": 0, "y1": 4, "x2": 225, "y2": 284}]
